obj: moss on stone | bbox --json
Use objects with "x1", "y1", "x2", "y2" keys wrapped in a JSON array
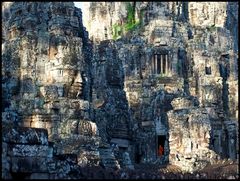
[{"x1": 111, "y1": 2, "x2": 142, "y2": 40}]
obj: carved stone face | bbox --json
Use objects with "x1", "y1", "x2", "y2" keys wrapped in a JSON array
[{"x1": 205, "y1": 131, "x2": 210, "y2": 141}]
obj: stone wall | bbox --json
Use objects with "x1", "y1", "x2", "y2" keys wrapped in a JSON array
[
  {"x1": 2, "y1": 2, "x2": 99, "y2": 177},
  {"x1": 92, "y1": 2, "x2": 238, "y2": 171},
  {"x1": 168, "y1": 97, "x2": 219, "y2": 172},
  {"x1": 2, "y1": 1, "x2": 238, "y2": 177},
  {"x1": 188, "y1": 2, "x2": 227, "y2": 27},
  {"x1": 91, "y1": 40, "x2": 134, "y2": 169}
]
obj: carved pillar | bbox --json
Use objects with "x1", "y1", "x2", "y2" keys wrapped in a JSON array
[
  {"x1": 165, "y1": 54, "x2": 168, "y2": 75},
  {"x1": 152, "y1": 55, "x2": 154, "y2": 74}
]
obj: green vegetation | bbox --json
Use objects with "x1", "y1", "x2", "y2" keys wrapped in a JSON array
[
  {"x1": 126, "y1": 2, "x2": 135, "y2": 25},
  {"x1": 139, "y1": 9, "x2": 144, "y2": 26},
  {"x1": 112, "y1": 2, "x2": 142, "y2": 40},
  {"x1": 206, "y1": 24, "x2": 217, "y2": 32},
  {"x1": 112, "y1": 23, "x2": 123, "y2": 40}
]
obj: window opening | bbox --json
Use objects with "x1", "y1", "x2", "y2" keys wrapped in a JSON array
[
  {"x1": 158, "y1": 135, "x2": 166, "y2": 157},
  {"x1": 152, "y1": 53, "x2": 170, "y2": 75}
]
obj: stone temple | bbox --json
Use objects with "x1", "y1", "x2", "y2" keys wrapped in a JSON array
[{"x1": 1, "y1": 2, "x2": 239, "y2": 179}]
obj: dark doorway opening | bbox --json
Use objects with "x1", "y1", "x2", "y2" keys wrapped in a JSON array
[
  {"x1": 135, "y1": 153, "x2": 142, "y2": 164},
  {"x1": 158, "y1": 135, "x2": 166, "y2": 157},
  {"x1": 135, "y1": 144, "x2": 142, "y2": 164},
  {"x1": 205, "y1": 66, "x2": 211, "y2": 75},
  {"x1": 11, "y1": 173, "x2": 30, "y2": 179}
]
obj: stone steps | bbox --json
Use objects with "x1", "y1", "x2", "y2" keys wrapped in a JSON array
[
  {"x1": 99, "y1": 148, "x2": 120, "y2": 170},
  {"x1": 157, "y1": 77, "x2": 178, "y2": 84}
]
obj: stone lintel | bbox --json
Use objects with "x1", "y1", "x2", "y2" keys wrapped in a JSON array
[{"x1": 110, "y1": 138, "x2": 129, "y2": 148}]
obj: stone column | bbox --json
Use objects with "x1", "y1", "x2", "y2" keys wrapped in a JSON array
[
  {"x1": 165, "y1": 54, "x2": 168, "y2": 75},
  {"x1": 168, "y1": 54, "x2": 171, "y2": 76},
  {"x1": 151, "y1": 55, "x2": 154, "y2": 74},
  {"x1": 155, "y1": 54, "x2": 157, "y2": 74},
  {"x1": 172, "y1": 50, "x2": 178, "y2": 77}
]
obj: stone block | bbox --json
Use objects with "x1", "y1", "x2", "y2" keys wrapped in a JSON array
[
  {"x1": 171, "y1": 97, "x2": 195, "y2": 110},
  {"x1": 31, "y1": 121, "x2": 46, "y2": 128},
  {"x1": 55, "y1": 135, "x2": 100, "y2": 155},
  {"x1": 93, "y1": 99, "x2": 105, "y2": 108},
  {"x1": 47, "y1": 160, "x2": 57, "y2": 174},
  {"x1": 83, "y1": 111, "x2": 90, "y2": 119},
  {"x1": 141, "y1": 121, "x2": 154, "y2": 127},
  {"x1": 32, "y1": 114, "x2": 52, "y2": 122},
  {"x1": 11, "y1": 157, "x2": 51, "y2": 173},
  {"x1": 110, "y1": 138, "x2": 129, "y2": 148},
  {"x1": 45, "y1": 122, "x2": 53, "y2": 129},
  {"x1": 79, "y1": 100, "x2": 89, "y2": 110},
  {"x1": 2, "y1": 155, "x2": 11, "y2": 171},
  {"x1": 3, "y1": 127, "x2": 48, "y2": 145},
  {"x1": 30, "y1": 173, "x2": 49, "y2": 179},
  {"x1": 22, "y1": 120, "x2": 31, "y2": 127},
  {"x1": 55, "y1": 153, "x2": 78, "y2": 163},
  {"x1": 78, "y1": 120, "x2": 98, "y2": 136},
  {"x1": 2, "y1": 155, "x2": 11, "y2": 179},
  {"x1": 2, "y1": 142, "x2": 8, "y2": 157},
  {"x1": 8, "y1": 144, "x2": 53, "y2": 157},
  {"x1": 142, "y1": 97, "x2": 151, "y2": 104},
  {"x1": 22, "y1": 115, "x2": 33, "y2": 123},
  {"x1": 51, "y1": 114, "x2": 60, "y2": 121}
]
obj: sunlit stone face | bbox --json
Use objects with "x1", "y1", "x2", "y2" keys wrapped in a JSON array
[{"x1": 188, "y1": 2, "x2": 227, "y2": 27}]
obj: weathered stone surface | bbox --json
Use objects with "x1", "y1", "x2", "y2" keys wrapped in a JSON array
[
  {"x1": 2, "y1": 142, "x2": 12, "y2": 179},
  {"x1": 171, "y1": 97, "x2": 197, "y2": 110},
  {"x1": 2, "y1": 1, "x2": 93, "y2": 142},
  {"x1": 167, "y1": 101, "x2": 221, "y2": 172},
  {"x1": 189, "y1": 2, "x2": 227, "y2": 27},
  {"x1": 99, "y1": 147, "x2": 121, "y2": 170},
  {"x1": 78, "y1": 150, "x2": 100, "y2": 166},
  {"x1": 78, "y1": 120, "x2": 98, "y2": 136},
  {"x1": 110, "y1": 138, "x2": 130, "y2": 148},
  {"x1": 1, "y1": 1, "x2": 238, "y2": 179},
  {"x1": 55, "y1": 154, "x2": 78, "y2": 164},
  {"x1": 122, "y1": 151, "x2": 134, "y2": 169},
  {"x1": 141, "y1": 121, "x2": 155, "y2": 127},
  {"x1": 30, "y1": 173, "x2": 49, "y2": 179},
  {"x1": 1, "y1": 155, "x2": 11, "y2": 179},
  {"x1": 53, "y1": 135, "x2": 100, "y2": 168},
  {"x1": 3, "y1": 126, "x2": 48, "y2": 145},
  {"x1": 79, "y1": 100, "x2": 90, "y2": 110},
  {"x1": 8, "y1": 144, "x2": 53, "y2": 157},
  {"x1": 11, "y1": 156, "x2": 51, "y2": 173}
]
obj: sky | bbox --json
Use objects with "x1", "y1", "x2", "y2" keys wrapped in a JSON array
[
  {"x1": 74, "y1": 2, "x2": 89, "y2": 29},
  {"x1": 74, "y1": 2, "x2": 83, "y2": 9}
]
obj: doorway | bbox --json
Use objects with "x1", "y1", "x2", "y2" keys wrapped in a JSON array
[
  {"x1": 157, "y1": 135, "x2": 166, "y2": 157},
  {"x1": 135, "y1": 144, "x2": 142, "y2": 164}
]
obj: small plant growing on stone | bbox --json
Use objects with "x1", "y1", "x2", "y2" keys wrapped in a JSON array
[
  {"x1": 124, "y1": 2, "x2": 140, "y2": 32},
  {"x1": 111, "y1": 2, "x2": 142, "y2": 40},
  {"x1": 112, "y1": 23, "x2": 122, "y2": 40},
  {"x1": 206, "y1": 24, "x2": 216, "y2": 32}
]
